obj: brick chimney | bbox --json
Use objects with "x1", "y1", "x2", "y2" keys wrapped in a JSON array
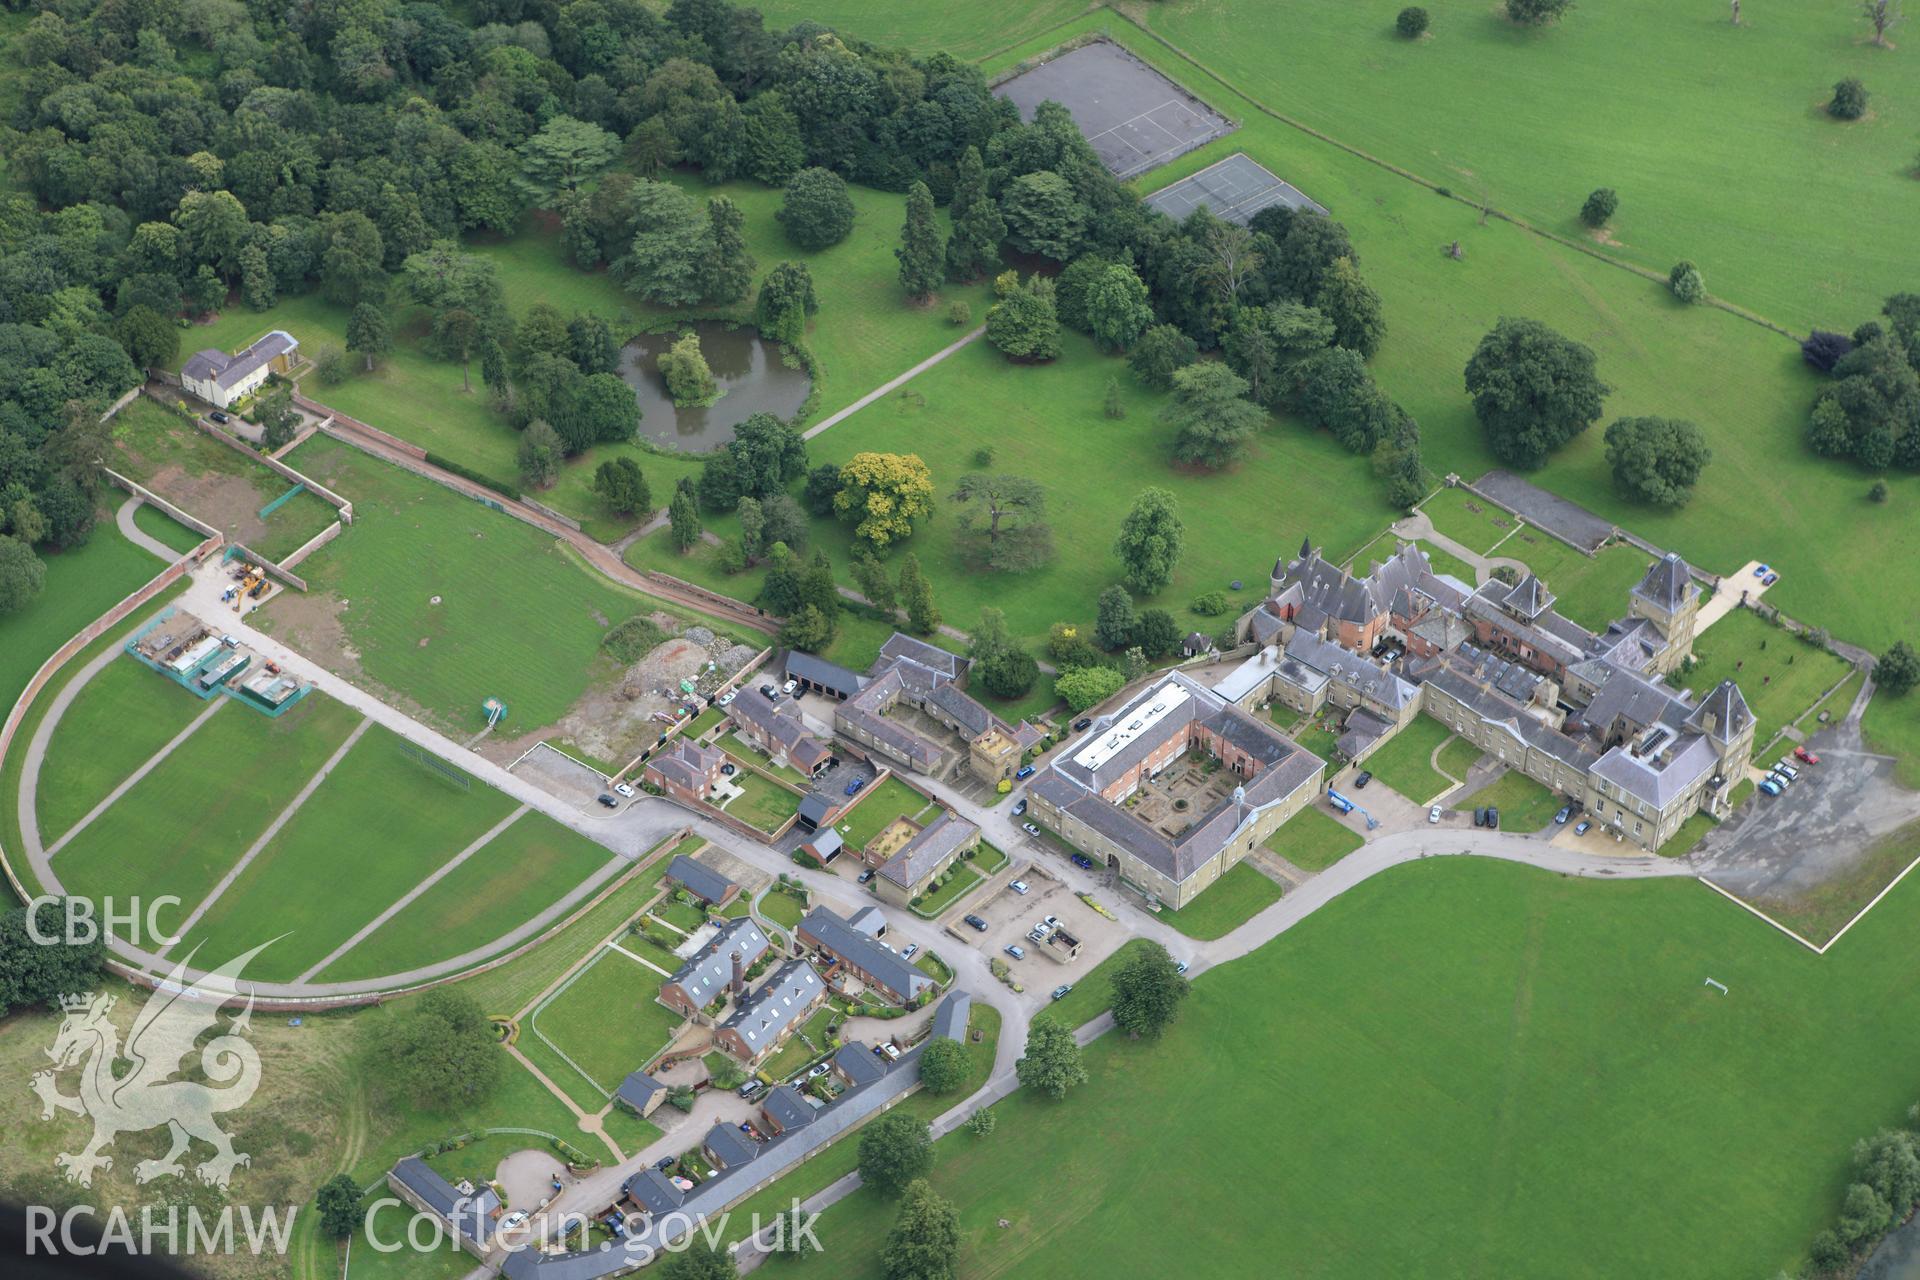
[{"x1": 730, "y1": 951, "x2": 744, "y2": 996}]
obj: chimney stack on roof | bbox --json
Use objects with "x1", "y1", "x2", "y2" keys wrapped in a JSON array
[{"x1": 730, "y1": 951, "x2": 744, "y2": 996}]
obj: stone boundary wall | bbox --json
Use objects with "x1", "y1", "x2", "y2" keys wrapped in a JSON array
[
  {"x1": 277, "y1": 519, "x2": 344, "y2": 571},
  {"x1": 184, "y1": 413, "x2": 354, "y2": 521},
  {"x1": 226, "y1": 541, "x2": 309, "y2": 592},
  {"x1": 523, "y1": 497, "x2": 583, "y2": 532},
  {"x1": 102, "y1": 468, "x2": 221, "y2": 540},
  {"x1": 294, "y1": 393, "x2": 428, "y2": 461}
]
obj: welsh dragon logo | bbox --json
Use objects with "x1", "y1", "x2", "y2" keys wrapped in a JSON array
[{"x1": 30, "y1": 943, "x2": 270, "y2": 1189}]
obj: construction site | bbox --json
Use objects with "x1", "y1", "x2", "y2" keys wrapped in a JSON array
[{"x1": 127, "y1": 606, "x2": 311, "y2": 717}]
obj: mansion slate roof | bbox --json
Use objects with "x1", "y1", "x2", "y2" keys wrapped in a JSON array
[
  {"x1": 1633, "y1": 552, "x2": 1696, "y2": 615},
  {"x1": 182, "y1": 330, "x2": 297, "y2": 391},
  {"x1": 877, "y1": 811, "x2": 979, "y2": 892}
]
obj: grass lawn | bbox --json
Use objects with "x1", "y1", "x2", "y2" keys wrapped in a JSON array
[
  {"x1": 1502, "y1": 533, "x2": 1654, "y2": 633},
  {"x1": 1419, "y1": 486, "x2": 1524, "y2": 556},
  {"x1": 529, "y1": 949, "x2": 688, "y2": 1104},
  {"x1": 275, "y1": 435, "x2": 735, "y2": 735},
  {"x1": 1358, "y1": 714, "x2": 1454, "y2": 803},
  {"x1": 1861, "y1": 687, "x2": 1920, "y2": 790},
  {"x1": 809, "y1": 330, "x2": 1398, "y2": 650},
  {"x1": 972, "y1": 841, "x2": 1009, "y2": 875},
  {"x1": 837, "y1": 775, "x2": 932, "y2": 851},
  {"x1": 911, "y1": 862, "x2": 984, "y2": 917},
  {"x1": 1043, "y1": 938, "x2": 1157, "y2": 1032},
  {"x1": 758, "y1": 886, "x2": 808, "y2": 930},
  {"x1": 0, "y1": 518, "x2": 174, "y2": 713},
  {"x1": 722, "y1": 733, "x2": 807, "y2": 785},
  {"x1": 685, "y1": 706, "x2": 726, "y2": 739},
  {"x1": 1436, "y1": 736, "x2": 1484, "y2": 785},
  {"x1": 617, "y1": 930, "x2": 685, "y2": 974},
  {"x1": 1263, "y1": 806, "x2": 1365, "y2": 874},
  {"x1": 600, "y1": 1105, "x2": 664, "y2": 1161},
  {"x1": 35, "y1": 654, "x2": 208, "y2": 843},
  {"x1": 1458, "y1": 769, "x2": 1565, "y2": 832},
  {"x1": 129, "y1": 502, "x2": 206, "y2": 554},
  {"x1": 1749, "y1": 821, "x2": 1920, "y2": 947},
  {"x1": 718, "y1": 1003, "x2": 1001, "y2": 1246},
  {"x1": 1156, "y1": 861, "x2": 1283, "y2": 940},
  {"x1": 721, "y1": 769, "x2": 802, "y2": 834},
  {"x1": 765, "y1": 856, "x2": 1920, "y2": 1278},
  {"x1": 1658, "y1": 810, "x2": 1719, "y2": 859},
  {"x1": 654, "y1": 899, "x2": 708, "y2": 931},
  {"x1": 1351, "y1": 531, "x2": 1477, "y2": 586},
  {"x1": 749, "y1": 0, "x2": 1090, "y2": 59},
  {"x1": 314, "y1": 813, "x2": 619, "y2": 984},
  {"x1": 763, "y1": 1005, "x2": 839, "y2": 1081},
  {"x1": 183, "y1": 724, "x2": 520, "y2": 981},
  {"x1": 52, "y1": 693, "x2": 364, "y2": 916},
  {"x1": 1286, "y1": 714, "x2": 1343, "y2": 763},
  {"x1": 1684, "y1": 607, "x2": 1851, "y2": 755}
]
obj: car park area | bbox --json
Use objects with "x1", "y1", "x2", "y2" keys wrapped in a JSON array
[{"x1": 946, "y1": 866, "x2": 1129, "y2": 991}]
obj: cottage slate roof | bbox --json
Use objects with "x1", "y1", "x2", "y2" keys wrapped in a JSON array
[
  {"x1": 729, "y1": 692, "x2": 831, "y2": 767},
  {"x1": 719, "y1": 959, "x2": 823, "y2": 1056},
  {"x1": 702, "y1": 1122, "x2": 761, "y2": 1169},
  {"x1": 390, "y1": 1157, "x2": 499, "y2": 1246},
  {"x1": 927, "y1": 680, "x2": 996, "y2": 738},
  {"x1": 1633, "y1": 552, "x2": 1695, "y2": 614},
  {"x1": 761, "y1": 1084, "x2": 817, "y2": 1132},
  {"x1": 802, "y1": 827, "x2": 843, "y2": 859},
  {"x1": 504, "y1": 998, "x2": 975, "y2": 1280},
  {"x1": 784, "y1": 650, "x2": 866, "y2": 695},
  {"x1": 665, "y1": 917, "x2": 770, "y2": 1007},
  {"x1": 832, "y1": 1041, "x2": 888, "y2": 1087},
  {"x1": 796, "y1": 793, "x2": 834, "y2": 829},
  {"x1": 929, "y1": 989, "x2": 971, "y2": 1042},
  {"x1": 622, "y1": 1168, "x2": 685, "y2": 1215},
  {"x1": 183, "y1": 330, "x2": 297, "y2": 392},
  {"x1": 875, "y1": 633, "x2": 965, "y2": 681},
  {"x1": 848, "y1": 905, "x2": 886, "y2": 936},
  {"x1": 664, "y1": 853, "x2": 735, "y2": 906},
  {"x1": 798, "y1": 906, "x2": 932, "y2": 1001},
  {"x1": 878, "y1": 812, "x2": 979, "y2": 892},
  {"x1": 614, "y1": 1070, "x2": 667, "y2": 1113},
  {"x1": 1684, "y1": 679, "x2": 1752, "y2": 743}
]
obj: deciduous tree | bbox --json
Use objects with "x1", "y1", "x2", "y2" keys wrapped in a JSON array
[
  {"x1": 951, "y1": 471, "x2": 1054, "y2": 572},
  {"x1": 1111, "y1": 941, "x2": 1191, "y2": 1040},
  {"x1": 1604, "y1": 416, "x2": 1711, "y2": 506},
  {"x1": 917, "y1": 1038, "x2": 968, "y2": 1093},
  {"x1": 1463, "y1": 317, "x2": 1609, "y2": 468},
  {"x1": 1015, "y1": 1016, "x2": 1088, "y2": 1100},
  {"x1": 1879, "y1": 641, "x2": 1920, "y2": 695},
  {"x1": 778, "y1": 167, "x2": 855, "y2": 250},
  {"x1": 1113, "y1": 487, "x2": 1185, "y2": 595},
  {"x1": 835, "y1": 452, "x2": 935, "y2": 548},
  {"x1": 516, "y1": 116, "x2": 619, "y2": 203},
  {"x1": 1164, "y1": 361, "x2": 1265, "y2": 469},
  {"x1": 858, "y1": 1112, "x2": 933, "y2": 1197},
  {"x1": 371, "y1": 989, "x2": 501, "y2": 1111},
  {"x1": 882, "y1": 1179, "x2": 961, "y2": 1280}
]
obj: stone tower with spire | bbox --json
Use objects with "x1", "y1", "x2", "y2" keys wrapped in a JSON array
[{"x1": 1629, "y1": 552, "x2": 1701, "y2": 673}]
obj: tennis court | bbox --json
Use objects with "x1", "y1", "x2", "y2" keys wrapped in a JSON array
[
  {"x1": 1145, "y1": 152, "x2": 1329, "y2": 226},
  {"x1": 995, "y1": 40, "x2": 1234, "y2": 180}
]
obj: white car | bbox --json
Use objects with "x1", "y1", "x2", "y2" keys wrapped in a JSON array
[
  {"x1": 782, "y1": 679, "x2": 799, "y2": 695},
  {"x1": 1009, "y1": 879, "x2": 1030, "y2": 895},
  {"x1": 1428, "y1": 805, "x2": 1442, "y2": 824},
  {"x1": 717, "y1": 690, "x2": 735, "y2": 707},
  {"x1": 497, "y1": 1212, "x2": 529, "y2": 1234},
  {"x1": 1022, "y1": 822, "x2": 1041, "y2": 836},
  {"x1": 1042, "y1": 915, "x2": 1059, "y2": 929},
  {"x1": 614, "y1": 782, "x2": 636, "y2": 798},
  {"x1": 901, "y1": 943, "x2": 919, "y2": 960}
]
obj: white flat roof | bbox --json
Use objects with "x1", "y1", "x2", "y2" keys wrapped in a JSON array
[
  {"x1": 1212, "y1": 650, "x2": 1278, "y2": 705},
  {"x1": 1072, "y1": 680, "x2": 1191, "y2": 773}
]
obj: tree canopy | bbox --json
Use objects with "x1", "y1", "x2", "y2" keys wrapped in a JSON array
[
  {"x1": 1113, "y1": 487, "x2": 1185, "y2": 596},
  {"x1": 1463, "y1": 317, "x2": 1610, "y2": 468},
  {"x1": 835, "y1": 451, "x2": 936, "y2": 548},
  {"x1": 1111, "y1": 941, "x2": 1192, "y2": 1039},
  {"x1": 1016, "y1": 1015, "x2": 1089, "y2": 1099},
  {"x1": 1604, "y1": 416, "x2": 1711, "y2": 506},
  {"x1": 858, "y1": 1112, "x2": 934, "y2": 1197}
]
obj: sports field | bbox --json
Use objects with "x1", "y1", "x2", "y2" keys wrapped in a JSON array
[
  {"x1": 51, "y1": 692, "x2": 364, "y2": 914},
  {"x1": 313, "y1": 812, "x2": 619, "y2": 983},
  {"x1": 34, "y1": 654, "x2": 209, "y2": 842},
  {"x1": 772, "y1": 858, "x2": 1920, "y2": 1278},
  {"x1": 275, "y1": 436, "x2": 732, "y2": 735}
]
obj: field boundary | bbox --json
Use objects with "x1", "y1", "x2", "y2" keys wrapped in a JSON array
[
  {"x1": 1102, "y1": 6, "x2": 1798, "y2": 341},
  {"x1": 1697, "y1": 842, "x2": 1920, "y2": 956}
]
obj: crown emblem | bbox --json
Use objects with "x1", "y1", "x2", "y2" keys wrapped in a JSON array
[{"x1": 59, "y1": 992, "x2": 96, "y2": 1012}]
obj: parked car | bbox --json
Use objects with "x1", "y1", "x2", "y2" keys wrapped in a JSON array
[
  {"x1": 1022, "y1": 821, "x2": 1041, "y2": 836},
  {"x1": 1013, "y1": 799, "x2": 1028, "y2": 816},
  {"x1": 1175, "y1": 961, "x2": 1189, "y2": 975},
  {"x1": 1762, "y1": 572, "x2": 1779, "y2": 586},
  {"x1": 1794, "y1": 746, "x2": 1821, "y2": 765},
  {"x1": 1073, "y1": 718, "x2": 1093, "y2": 732},
  {"x1": 1473, "y1": 808, "x2": 1487, "y2": 827},
  {"x1": 1486, "y1": 807, "x2": 1499, "y2": 829},
  {"x1": 1004, "y1": 944, "x2": 1025, "y2": 960},
  {"x1": 1428, "y1": 805, "x2": 1442, "y2": 824},
  {"x1": 782, "y1": 679, "x2": 798, "y2": 695},
  {"x1": 1070, "y1": 852, "x2": 1095, "y2": 870},
  {"x1": 654, "y1": 1156, "x2": 676, "y2": 1171},
  {"x1": 1759, "y1": 777, "x2": 1783, "y2": 797},
  {"x1": 209, "y1": 411, "x2": 230, "y2": 424},
  {"x1": 963, "y1": 914, "x2": 988, "y2": 932},
  {"x1": 1753, "y1": 564, "x2": 1770, "y2": 578},
  {"x1": 845, "y1": 777, "x2": 867, "y2": 796},
  {"x1": 1015, "y1": 764, "x2": 1036, "y2": 780},
  {"x1": 759, "y1": 683, "x2": 777, "y2": 699},
  {"x1": 614, "y1": 782, "x2": 636, "y2": 798},
  {"x1": 1050, "y1": 984, "x2": 1073, "y2": 1001},
  {"x1": 1043, "y1": 915, "x2": 1060, "y2": 929},
  {"x1": 1028, "y1": 925, "x2": 1048, "y2": 943},
  {"x1": 499, "y1": 1211, "x2": 529, "y2": 1233},
  {"x1": 1574, "y1": 819, "x2": 1592, "y2": 836},
  {"x1": 1009, "y1": 879, "x2": 1030, "y2": 895},
  {"x1": 720, "y1": 762, "x2": 736, "y2": 776},
  {"x1": 1773, "y1": 760, "x2": 1800, "y2": 781},
  {"x1": 717, "y1": 690, "x2": 735, "y2": 707},
  {"x1": 1353, "y1": 770, "x2": 1372, "y2": 788},
  {"x1": 737, "y1": 1079, "x2": 764, "y2": 1100},
  {"x1": 596, "y1": 793, "x2": 618, "y2": 809},
  {"x1": 877, "y1": 1043, "x2": 901, "y2": 1061},
  {"x1": 807, "y1": 1062, "x2": 830, "y2": 1079},
  {"x1": 901, "y1": 943, "x2": 919, "y2": 961},
  {"x1": 1554, "y1": 806, "x2": 1571, "y2": 825},
  {"x1": 857, "y1": 868, "x2": 876, "y2": 885}
]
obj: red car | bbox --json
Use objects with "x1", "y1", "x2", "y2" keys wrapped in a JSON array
[{"x1": 1793, "y1": 746, "x2": 1820, "y2": 765}]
